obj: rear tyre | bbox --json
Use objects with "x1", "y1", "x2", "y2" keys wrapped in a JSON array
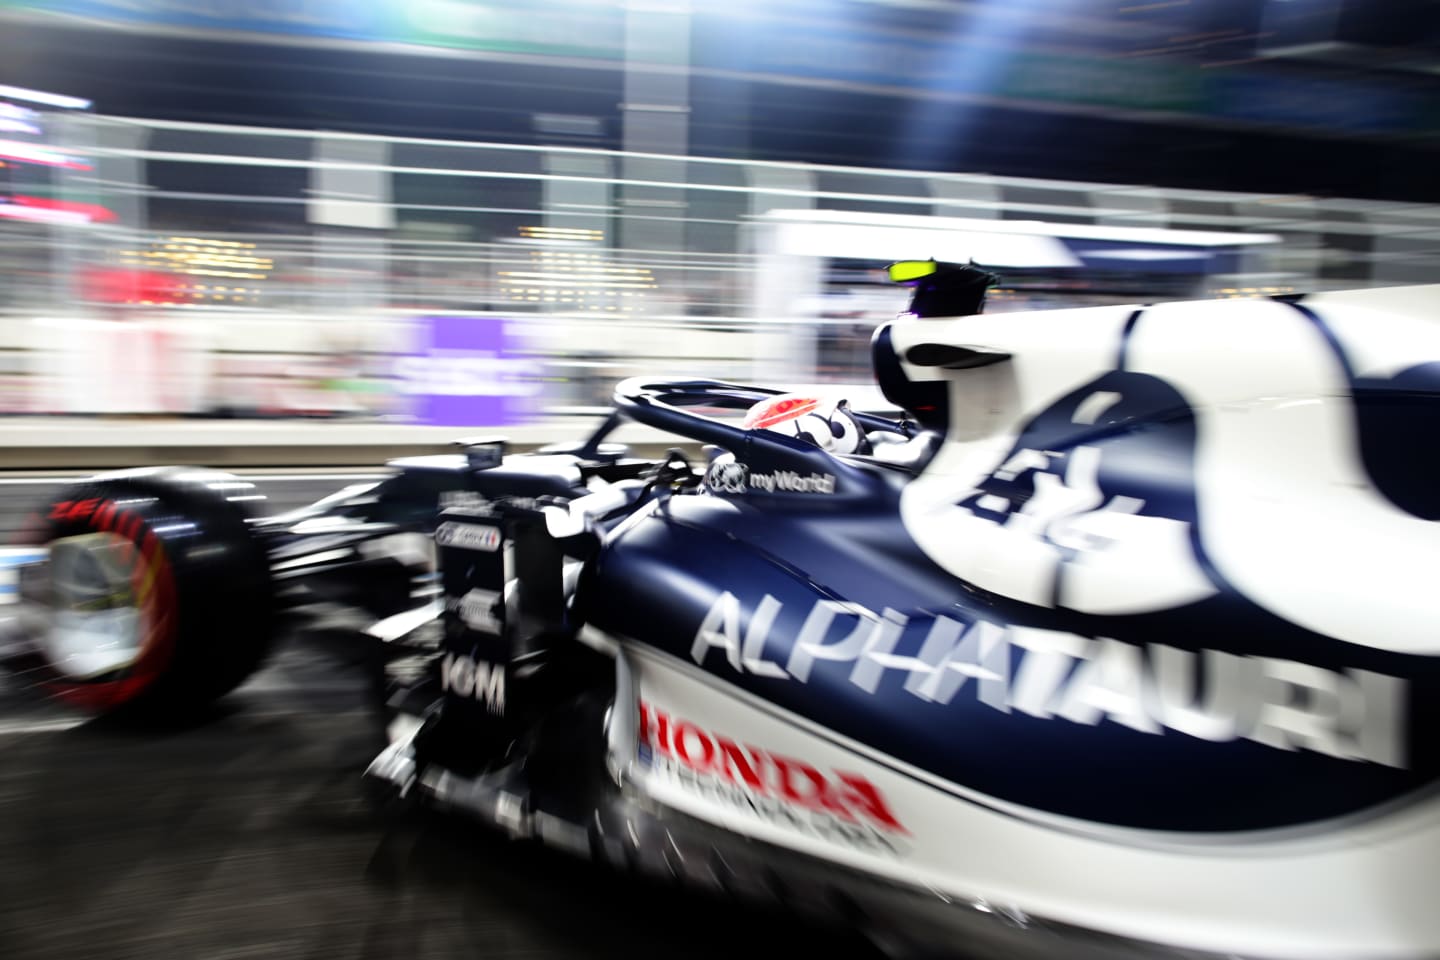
[{"x1": 21, "y1": 467, "x2": 275, "y2": 717}]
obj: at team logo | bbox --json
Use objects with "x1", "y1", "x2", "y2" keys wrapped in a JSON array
[
  {"x1": 902, "y1": 370, "x2": 1217, "y2": 616},
  {"x1": 707, "y1": 459, "x2": 749, "y2": 494},
  {"x1": 895, "y1": 296, "x2": 1440, "y2": 655},
  {"x1": 706, "y1": 459, "x2": 837, "y2": 496}
]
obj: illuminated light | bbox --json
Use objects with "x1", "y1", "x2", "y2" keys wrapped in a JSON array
[
  {"x1": 182, "y1": 269, "x2": 266, "y2": 280},
  {"x1": 526, "y1": 296, "x2": 539, "y2": 301},
  {"x1": 0, "y1": 140, "x2": 89, "y2": 169},
  {"x1": 496, "y1": 272, "x2": 661, "y2": 288},
  {"x1": 521, "y1": 225, "x2": 597, "y2": 234}
]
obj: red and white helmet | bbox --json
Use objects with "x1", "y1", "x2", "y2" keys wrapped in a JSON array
[{"x1": 742, "y1": 394, "x2": 869, "y2": 455}]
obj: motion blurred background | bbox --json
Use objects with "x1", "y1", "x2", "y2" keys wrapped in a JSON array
[
  {"x1": 1, "y1": 0, "x2": 1439, "y2": 429},
  {"x1": 1, "y1": 7, "x2": 1438, "y2": 956}
]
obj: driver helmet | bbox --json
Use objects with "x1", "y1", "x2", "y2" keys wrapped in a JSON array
[{"x1": 741, "y1": 394, "x2": 870, "y2": 455}]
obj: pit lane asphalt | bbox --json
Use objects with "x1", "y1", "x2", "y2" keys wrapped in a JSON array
[
  {"x1": 0, "y1": 470, "x2": 883, "y2": 960},
  {"x1": 0, "y1": 618, "x2": 884, "y2": 960}
]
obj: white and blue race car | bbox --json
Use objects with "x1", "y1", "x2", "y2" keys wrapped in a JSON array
[{"x1": 7, "y1": 260, "x2": 1439, "y2": 960}]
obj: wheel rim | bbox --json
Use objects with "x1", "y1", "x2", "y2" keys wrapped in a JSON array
[{"x1": 42, "y1": 532, "x2": 152, "y2": 679}]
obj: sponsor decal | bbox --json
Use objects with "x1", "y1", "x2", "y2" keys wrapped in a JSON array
[
  {"x1": 901, "y1": 373, "x2": 1217, "y2": 616},
  {"x1": 439, "y1": 490, "x2": 543, "y2": 515},
  {"x1": 751, "y1": 470, "x2": 836, "y2": 495},
  {"x1": 399, "y1": 316, "x2": 540, "y2": 427},
  {"x1": 706, "y1": 460, "x2": 749, "y2": 494},
  {"x1": 448, "y1": 587, "x2": 502, "y2": 635},
  {"x1": 435, "y1": 521, "x2": 501, "y2": 552},
  {"x1": 439, "y1": 490, "x2": 496, "y2": 515},
  {"x1": 393, "y1": 352, "x2": 543, "y2": 397},
  {"x1": 901, "y1": 299, "x2": 1440, "y2": 654},
  {"x1": 638, "y1": 700, "x2": 908, "y2": 855},
  {"x1": 440, "y1": 652, "x2": 506, "y2": 715},
  {"x1": 691, "y1": 592, "x2": 1407, "y2": 769},
  {"x1": 269, "y1": 532, "x2": 365, "y2": 560},
  {"x1": 705, "y1": 461, "x2": 837, "y2": 496}
]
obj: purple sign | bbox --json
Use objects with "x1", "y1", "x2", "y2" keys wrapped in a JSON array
[{"x1": 397, "y1": 315, "x2": 541, "y2": 427}]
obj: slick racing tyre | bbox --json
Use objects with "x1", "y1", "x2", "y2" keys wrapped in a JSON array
[{"x1": 18, "y1": 467, "x2": 275, "y2": 717}]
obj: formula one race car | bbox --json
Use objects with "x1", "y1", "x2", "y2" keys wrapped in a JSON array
[{"x1": 9, "y1": 261, "x2": 1440, "y2": 959}]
